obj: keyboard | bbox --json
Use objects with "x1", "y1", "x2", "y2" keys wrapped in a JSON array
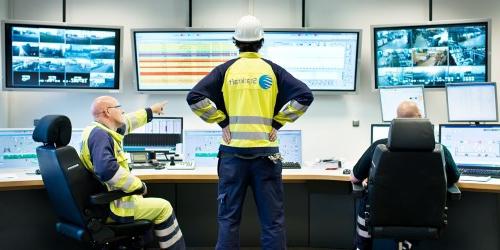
[
  {"x1": 459, "y1": 168, "x2": 500, "y2": 178},
  {"x1": 129, "y1": 163, "x2": 164, "y2": 170},
  {"x1": 166, "y1": 161, "x2": 195, "y2": 170},
  {"x1": 282, "y1": 162, "x2": 301, "y2": 169}
]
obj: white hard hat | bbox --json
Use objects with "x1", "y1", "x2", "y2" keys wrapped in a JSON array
[{"x1": 233, "y1": 15, "x2": 264, "y2": 42}]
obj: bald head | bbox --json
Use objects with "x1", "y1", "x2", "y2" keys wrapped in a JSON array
[
  {"x1": 91, "y1": 96, "x2": 118, "y2": 118},
  {"x1": 396, "y1": 100, "x2": 422, "y2": 118}
]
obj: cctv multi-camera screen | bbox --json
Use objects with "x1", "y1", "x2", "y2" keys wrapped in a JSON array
[
  {"x1": 373, "y1": 21, "x2": 488, "y2": 88},
  {"x1": 2, "y1": 21, "x2": 121, "y2": 90},
  {"x1": 133, "y1": 29, "x2": 359, "y2": 91}
]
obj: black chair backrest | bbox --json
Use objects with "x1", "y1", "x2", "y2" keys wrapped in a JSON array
[
  {"x1": 368, "y1": 119, "x2": 447, "y2": 233},
  {"x1": 33, "y1": 115, "x2": 106, "y2": 228}
]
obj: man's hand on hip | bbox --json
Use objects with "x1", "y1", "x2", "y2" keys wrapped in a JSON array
[
  {"x1": 222, "y1": 126, "x2": 231, "y2": 144},
  {"x1": 269, "y1": 128, "x2": 277, "y2": 142}
]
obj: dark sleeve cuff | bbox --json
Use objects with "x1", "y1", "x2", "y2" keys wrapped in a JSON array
[
  {"x1": 272, "y1": 120, "x2": 283, "y2": 130},
  {"x1": 145, "y1": 108, "x2": 153, "y2": 122},
  {"x1": 137, "y1": 182, "x2": 146, "y2": 194},
  {"x1": 218, "y1": 118, "x2": 229, "y2": 128}
]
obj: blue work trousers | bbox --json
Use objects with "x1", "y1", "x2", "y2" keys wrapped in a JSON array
[{"x1": 215, "y1": 154, "x2": 286, "y2": 250}]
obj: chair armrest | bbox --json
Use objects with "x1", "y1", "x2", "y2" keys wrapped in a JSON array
[
  {"x1": 90, "y1": 189, "x2": 143, "y2": 205},
  {"x1": 352, "y1": 183, "x2": 365, "y2": 198},
  {"x1": 447, "y1": 184, "x2": 461, "y2": 201}
]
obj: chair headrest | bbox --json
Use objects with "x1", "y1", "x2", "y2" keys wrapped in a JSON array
[
  {"x1": 33, "y1": 115, "x2": 72, "y2": 147},
  {"x1": 387, "y1": 118, "x2": 435, "y2": 151}
]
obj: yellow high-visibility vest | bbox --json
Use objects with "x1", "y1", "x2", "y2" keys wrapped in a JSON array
[
  {"x1": 80, "y1": 110, "x2": 147, "y2": 222},
  {"x1": 221, "y1": 52, "x2": 279, "y2": 149}
]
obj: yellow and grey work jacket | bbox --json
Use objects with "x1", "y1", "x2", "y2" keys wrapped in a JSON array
[
  {"x1": 80, "y1": 109, "x2": 152, "y2": 223},
  {"x1": 187, "y1": 52, "x2": 314, "y2": 155}
]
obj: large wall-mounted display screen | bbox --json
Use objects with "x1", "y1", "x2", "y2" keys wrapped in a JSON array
[
  {"x1": 2, "y1": 21, "x2": 121, "y2": 90},
  {"x1": 373, "y1": 20, "x2": 489, "y2": 88},
  {"x1": 262, "y1": 30, "x2": 359, "y2": 91},
  {"x1": 133, "y1": 31, "x2": 237, "y2": 91},
  {"x1": 133, "y1": 29, "x2": 360, "y2": 91}
]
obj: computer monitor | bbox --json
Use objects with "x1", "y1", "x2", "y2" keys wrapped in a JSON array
[
  {"x1": 133, "y1": 30, "x2": 236, "y2": 91},
  {"x1": 123, "y1": 117, "x2": 183, "y2": 153},
  {"x1": 183, "y1": 130, "x2": 221, "y2": 167},
  {"x1": 439, "y1": 124, "x2": 500, "y2": 169},
  {"x1": 132, "y1": 29, "x2": 360, "y2": 91},
  {"x1": 446, "y1": 82, "x2": 498, "y2": 122},
  {"x1": 371, "y1": 124, "x2": 390, "y2": 143},
  {"x1": 261, "y1": 30, "x2": 360, "y2": 91},
  {"x1": 0, "y1": 129, "x2": 39, "y2": 168},
  {"x1": 69, "y1": 129, "x2": 83, "y2": 152},
  {"x1": 275, "y1": 130, "x2": 302, "y2": 163},
  {"x1": 2, "y1": 20, "x2": 122, "y2": 90},
  {"x1": 373, "y1": 19, "x2": 490, "y2": 88},
  {"x1": 371, "y1": 123, "x2": 438, "y2": 144},
  {"x1": 183, "y1": 130, "x2": 302, "y2": 167},
  {"x1": 0, "y1": 128, "x2": 83, "y2": 169},
  {"x1": 379, "y1": 85, "x2": 426, "y2": 122}
]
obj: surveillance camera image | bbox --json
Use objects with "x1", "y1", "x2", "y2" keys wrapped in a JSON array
[
  {"x1": 374, "y1": 22, "x2": 488, "y2": 88},
  {"x1": 4, "y1": 23, "x2": 120, "y2": 90}
]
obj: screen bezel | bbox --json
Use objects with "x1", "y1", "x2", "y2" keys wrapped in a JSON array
[
  {"x1": 132, "y1": 28, "x2": 361, "y2": 92},
  {"x1": 438, "y1": 123, "x2": 500, "y2": 169},
  {"x1": 1, "y1": 20, "x2": 123, "y2": 92},
  {"x1": 445, "y1": 82, "x2": 498, "y2": 122},
  {"x1": 371, "y1": 18, "x2": 491, "y2": 89},
  {"x1": 378, "y1": 85, "x2": 427, "y2": 122}
]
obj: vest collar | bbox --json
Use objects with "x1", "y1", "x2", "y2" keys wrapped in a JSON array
[
  {"x1": 239, "y1": 52, "x2": 261, "y2": 58},
  {"x1": 93, "y1": 122, "x2": 124, "y2": 143}
]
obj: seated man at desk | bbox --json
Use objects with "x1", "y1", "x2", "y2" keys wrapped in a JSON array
[
  {"x1": 80, "y1": 96, "x2": 185, "y2": 249},
  {"x1": 350, "y1": 100, "x2": 460, "y2": 250}
]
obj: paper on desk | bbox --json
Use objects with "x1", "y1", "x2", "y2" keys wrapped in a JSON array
[
  {"x1": 460, "y1": 175, "x2": 491, "y2": 182},
  {"x1": 0, "y1": 173, "x2": 18, "y2": 180}
]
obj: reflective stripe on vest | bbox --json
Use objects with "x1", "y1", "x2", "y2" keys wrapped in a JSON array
[{"x1": 229, "y1": 116, "x2": 272, "y2": 126}]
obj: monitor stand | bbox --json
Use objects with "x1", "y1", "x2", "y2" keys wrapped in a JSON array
[{"x1": 148, "y1": 152, "x2": 161, "y2": 166}]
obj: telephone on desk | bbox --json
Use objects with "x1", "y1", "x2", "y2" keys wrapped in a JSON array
[
  {"x1": 313, "y1": 158, "x2": 342, "y2": 170},
  {"x1": 128, "y1": 152, "x2": 194, "y2": 170}
]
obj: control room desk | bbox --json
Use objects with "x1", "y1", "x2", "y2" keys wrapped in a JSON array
[
  {"x1": 0, "y1": 167, "x2": 499, "y2": 250},
  {"x1": 1, "y1": 167, "x2": 499, "y2": 192}
]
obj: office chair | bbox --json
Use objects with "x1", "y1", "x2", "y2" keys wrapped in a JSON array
[
  {"x1": 33, "y1": 115, "x2": 153, "y2": 249},
  {"x1": 352, "y1": 118, "x2": 461, "y2": 249}
]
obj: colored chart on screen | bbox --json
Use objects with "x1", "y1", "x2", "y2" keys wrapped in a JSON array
[{"x1": 134, "y1": 31, "x2": 237, "y2": 90}]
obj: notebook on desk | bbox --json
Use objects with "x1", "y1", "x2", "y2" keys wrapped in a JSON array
[{"x1": 460, "y1": 175, "x2": 491, "y2": 182}]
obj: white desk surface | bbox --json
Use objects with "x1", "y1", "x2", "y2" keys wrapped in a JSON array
[{"x1": 1, "y1": 164, "x2": 500, "y2": 192}]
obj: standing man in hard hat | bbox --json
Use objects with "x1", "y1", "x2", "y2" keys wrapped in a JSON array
[{"x1": 186, "y1": 15, "x2": 314, "y2": 249}]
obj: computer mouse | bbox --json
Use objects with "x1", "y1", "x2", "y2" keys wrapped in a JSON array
[{"x1": 342, "y1": 169, "x2": 351, "y2": 175}]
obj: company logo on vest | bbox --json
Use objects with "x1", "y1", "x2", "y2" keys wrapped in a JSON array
[{"x1": 259, "y1": 75, "x2": 272, "y2": 89}]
